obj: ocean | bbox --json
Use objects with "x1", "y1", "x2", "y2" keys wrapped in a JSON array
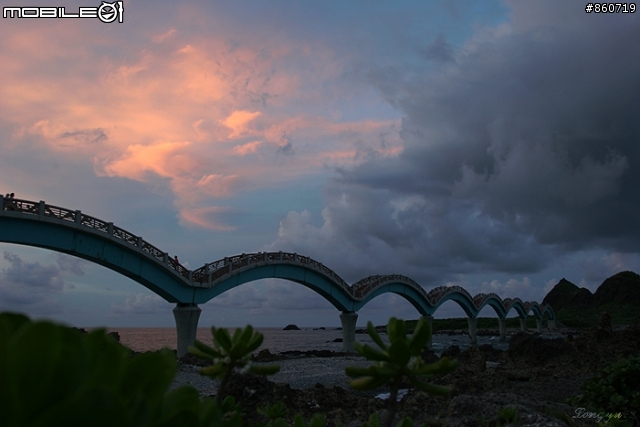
[{"x1": 107, "y1": 327, "x2": 522, "y2": 355}]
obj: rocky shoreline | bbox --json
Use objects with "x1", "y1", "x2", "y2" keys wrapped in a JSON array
[{"x1": 173, "y1": 325, "x2": 640, "y2": 427}]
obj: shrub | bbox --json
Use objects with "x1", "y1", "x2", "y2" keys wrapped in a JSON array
[
  {"x1": 0, "y1": 312, "x2": 235, "y2": 427},
  {"x1": 189, "y1": 325, "x2": 280, "y2": 404},
  {"x1": 346, "y1": 317, "x2": 457, "y2": 427},
  {"x1": 572, "y1": 355, "x2": 640, "y2": 425}
]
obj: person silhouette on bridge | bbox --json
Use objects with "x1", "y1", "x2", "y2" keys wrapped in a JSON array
[{"x1": 3, "y1": 193, "x2": 16, "y2": 211}]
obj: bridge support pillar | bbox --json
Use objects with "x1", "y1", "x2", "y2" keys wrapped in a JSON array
[
  {"x1": 173, "y1": 304, "x2": 201, "y2": 358},
  {"x1": 536, "y1": 318, "x2": 542, "y2": 333},
  {"x1": 340, "y1": 311, "x2": 358, "y2": 353},
  {"x1": 467, "y1": 317, "x2": 477, "y2": 346},
  {"x1": 498, "y1": 318, "x2": 507, "y2": 342},
  {"x1": 548, "y1": 319, "x2": 556, "y2": 330},
  {"x1": 423, "y1": 315, "x2": 434, "y2": 348},
  {"x1": 519, "y1": 318, "x2": 527, "y2": 332}
]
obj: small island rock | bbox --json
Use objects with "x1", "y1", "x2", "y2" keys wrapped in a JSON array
[{"x1": 283, "y1": 324, "x2": 301, "y2": 330}]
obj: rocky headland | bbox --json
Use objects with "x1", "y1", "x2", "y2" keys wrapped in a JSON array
[
  {"x1": 174, "y1": 321, "x2": 640, "y2": 427},
  {"x1": 172, "y1": 274, "x2": 640, "y2": 426}
]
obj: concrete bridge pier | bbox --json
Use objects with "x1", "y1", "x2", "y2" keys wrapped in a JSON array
[
  {"x1": 498, "y1": 318, "x2": 507, "y2": 342},
  {"x1": 467, "y1": 317, "x2": 477, "y2": 346},
  {"x1": 173, "y1": 303, "x2": 202, "y2": 357},
  {"x1": 519, "y1": 318, "x2": 527, "y2": 332},
  {"x1": 548, "y1": 319, "x2": 556, "y2": 330},
  {"x1": 340, "y1": 311, "x2": 358, "y2": 353},
  {"x1": 536, "y1": 318, "x2": 542, "y2": 333}
]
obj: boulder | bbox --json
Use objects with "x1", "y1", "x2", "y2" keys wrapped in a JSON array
[
  {"x1": 283, "y1": 324, "x2": 301, "y2": 330},
  {"x1": 508, "y1": 332, "x2": 578, "y2": 367}
]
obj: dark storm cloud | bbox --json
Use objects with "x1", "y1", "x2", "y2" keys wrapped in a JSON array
[
  {"x1": 55, "y1": 254, "x2": 86, "y2": 276},
  {"x1": 59, "y1": 128, "x2": 107, "y2": 144},
  {"x1": 0, "y1": 252, "x2": 65, "y2": 314},
  {"x1": 1, "y1": 252, "x2": 64, "y2": 291},
  {"x1": 270, "y1": 2, "x2": 640, "y2": 286},
  {"x1": 422, "y1": 34, "x2": 455, "y2": 62}
]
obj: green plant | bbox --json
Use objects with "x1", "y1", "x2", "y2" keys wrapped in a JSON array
[
  {"x1": 346, "y1": 317, "x2": 457, "y2": 427},
  {"x1": 362, "y1": 413, "x2": 413, "y2": 427},
  {"x1": 0, "y1": 311, "x2": 237, "y2": 427},
  {"x1": 189, "y1": 325, "x2": 280, "y2": 404},
  {"x1": 572, "y1": 355, "x2": 640, "y2": 425},
  {"x1": 497, "y1": 406, "x2": 519, "y2": 426},
  {"x1": 255, "y1": 402, "x2": 327, "y2": 427}
]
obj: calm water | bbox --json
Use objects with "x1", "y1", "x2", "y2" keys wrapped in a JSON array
[{"x1": 108, "y1": 327, "x2": 519, "y2": 355}]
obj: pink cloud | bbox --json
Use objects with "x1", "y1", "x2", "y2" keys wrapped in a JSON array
[
  {"x1": 233, "y1": 140, "x2": 262, "y2": 156},
  {"x1": 0, "y1": 15, "x2": 399, "y2": 230},
  {"x1": 102, "y1": 141, "x2": 193, "y2": 181},
  {"x1": 179, "y1": 206, "x2": 236, "y2": 231},
  {"x1": 221, "y1": 110, "x2": 262, "y2": 138}
]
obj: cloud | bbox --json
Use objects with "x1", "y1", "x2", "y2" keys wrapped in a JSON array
[
  {"x1": 0, "y1": 252, "x2": 66, "y2": 314},
  {"x1": 0, "y1": 15, "x2": 401, "y2": 231},
  {"x1": 55, "y1": 254, "x2": 86, "y2": 277},
  {"x1": 102, "y1": 141, "x2": 194, "y2": 181},
  {"x1": 422, "y1": 34, "x2": 455, "y2": 62},
  {"x1": 203, "y1": 280, "x2": 333, "y2": 313},
  {"x1": 111, "y1": 293, "x2": 172, "y2": 315},
  {"x1": 221, "y1": 110, "x2": 262, "y2": 138},
  {"x1": 152, "y1": 29, "x2": 177, "y2": 44},
  {"x1": 178, "y1": 206, "x2": 237, "y2": 231},
  {"x1": 204, "y1": 283, "x2": 268, "y2": 310},
  {"x1": 268, "y1": 2, "x2": 640, "y2": 292}
]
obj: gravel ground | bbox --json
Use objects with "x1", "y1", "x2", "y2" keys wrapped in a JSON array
[{"x1": 170, "y1": 355, "x2": 373, "y2": 396}]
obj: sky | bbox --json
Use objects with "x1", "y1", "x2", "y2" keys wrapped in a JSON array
[{"x1": 1, "y1": 0, "x2": 639, "y2": 329}]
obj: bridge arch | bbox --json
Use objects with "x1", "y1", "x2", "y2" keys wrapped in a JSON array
[
  {"x1": 0, "y1": 197, "x2": 555, "y2": 356},
  {"x1": 0, "y1": 200, "x2": 195, "y2": 303},
  {"x1": 350, "y1": 275, "x2": 433, "y2": 315},
  {"x1": 475, "y1": 295, "x2": 509, "y2": 319},
  {"x1": 191, "y1": 261, "x2": 356, "y2": 312}
]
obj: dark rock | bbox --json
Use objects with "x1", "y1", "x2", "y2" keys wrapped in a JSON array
[
  {"x1": 477, "y1": 343, "x2": 503, "y2": 362},
  {"x1": 331, "y1": 338, "x2": 343, "y2": 342},
  {"x1": 572, "y1": 287, "x2": 596, "y2": 306},
  {"x1": 421, "y1": 347, "x2": 439, "y2": 364},
  {"x1": 508, "y1": 332, "x2": 578, "y2": 367},
  {"x1": 279, "y1": 349, "x2": 347, "y2": 358},
  {"x1": 594, "y1": 271, "x2": 640, "y2": 306},
  {"x1": 630, "y1": 314, "x2": 640, "y2": 331},
  {"x1": 283, "y1": 324, "x2": 301, "y2": 330},
  {"x1": 573, "y1": 326, "x2": 640, "y2": 372},
  {"x1": 455, "y1": 346, "x2": 486, "y2": 373},
  {"x1": 440, "y1": 345, "x2": 461, "y2": 360},
  {"x1": 253, "y1": 348, "x2": 284, "y2": 362},
  {"x1": 178, "y1": 352, "x2": 210, "y2": 367},
  {"x1": 543, "y1": 278, "x2": 594, "y2": 311},
  {"x1": 446, "y1": 392, "x2": 570, "y2": 427}
]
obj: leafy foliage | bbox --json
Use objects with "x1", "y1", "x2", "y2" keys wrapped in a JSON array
[
  {"x1": 0, "y1": 312, "x2": 236, "y2": 427},
  {"x1": 572, "y1": 355, "x2": 640, "y2": 423},
  {"x1": 189, "y1": 325, "x2": 280, "y2": 403},
  {"x1": 346, "y1": 317, "x2": 457, "y2": 427},
  {"x1": 497, "y1": 406, "x2": 519, "y2": 426},
  {"x1": 256, "y1": 402, "x2": 329, "y2": 427}
]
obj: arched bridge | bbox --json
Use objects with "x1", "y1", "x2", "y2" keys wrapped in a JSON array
[{"x1": 0, "y1": 197, "x2": 555, "y2": 356}]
